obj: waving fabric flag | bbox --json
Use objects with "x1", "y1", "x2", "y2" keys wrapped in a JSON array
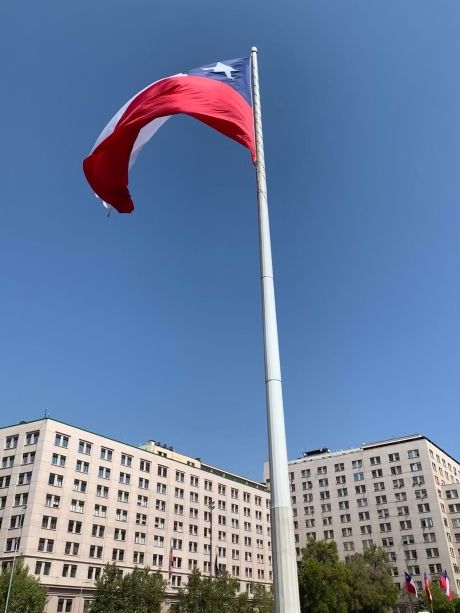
[
  {"x1": 83, "y1": 57, "x2": 256, "y2": 214},
  {"x1": 440, "y1": 569, "x2": 452, "y2": 600},
  {"x1": 405, "y1": 572, "x2": 417, "y2": 596},
  {"x1": 424, "y1": 572, "x2": 432, "y2": 602}
]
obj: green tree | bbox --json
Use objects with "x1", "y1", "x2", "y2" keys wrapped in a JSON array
[
  {"x1": 122, "y1": 567, "x2": 166, "y2": 612},
  {"x1": 172, "y1": 569, "x2": 249, "y2": 612},
  {"x1": 429, "y1": 581, "x2": 458, "y2": 613},
  {"x1": 298, "y1": 540, "x2": 350, "y2": 613},
  {"x1": 90, "y1": 563, "x2": 166, "y2": 613},
  {"x1": 90, "y1": 563, "x2": 123, "y2": 613},
  {"x1": 0, "y1": 557, "x2": 47, "y2": 613},
  {"x1": 235, "y1": 584, "x2": 274, "y2": 613},
  {"x1": 345, "y1": 546, "x2": 398, "y2": 613}
]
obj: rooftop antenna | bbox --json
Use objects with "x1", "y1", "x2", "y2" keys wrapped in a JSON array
[{"x1": 44, "y1": 408, "x2": 49, "y2": 419}]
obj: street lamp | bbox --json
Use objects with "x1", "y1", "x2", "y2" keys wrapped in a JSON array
[
  {"x1": 208, "y1": 499, "x2": 215, "y2": 576},
  {"x1": 4, "y1": 505, "x2": 27, "y2": 613}
]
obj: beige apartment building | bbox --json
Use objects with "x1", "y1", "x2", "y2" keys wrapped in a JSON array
[
  {"x1": 265, "y1": 434, "x2": 460, "y2": 608},
  {"x1": 0, "y1": 417, "x2": 272, "y2": 613}
]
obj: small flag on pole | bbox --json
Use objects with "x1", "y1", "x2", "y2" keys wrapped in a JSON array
[
  {"x1": 424, "y1": 572, "x2": 432, "y2": 602},
  {"x1": 405, "y1": 571, "x2": 417, "y2": 596},
  {"x1": 440, "y1": 569, "x2": 452, "y2": 600},
  {"x1": 83, "y1": 57, "x2": 256, "y2": 214}
]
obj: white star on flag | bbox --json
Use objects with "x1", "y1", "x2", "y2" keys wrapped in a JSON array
[{"x1": 202, "y1": 62, "x2": 236, "y2": 79}]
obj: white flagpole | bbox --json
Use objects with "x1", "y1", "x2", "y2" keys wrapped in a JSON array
[{"x1": 250, "y1": 47, "x2": 301, "y2": 613}]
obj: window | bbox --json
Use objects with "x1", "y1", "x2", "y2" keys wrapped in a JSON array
[
  {"x1": 412, "y1": 475, "x2": 425, "y2": 486},
  {"x1": 121, "y1": 453, "x2": 132, "y2": 467},
  {"x1": 62, "y1": 564, "x2": 77, "y2": 578},
  {"x1": 352, "y1": 460, "x2": 363, "y2": 469},
  {"x1": 190, "y1": 475, "x2": 199, "y2": 487},
  {"x1": 358, "y1": 511, "x2": 370, "y2": 521},
  {"x1": 324, "y1": 530, "x2": 334, "y2": 539},
  {"x1": 89, "y1": 545, "x2": 103, "y2": 558},
  {"x1": 65, "y1": 541, "x2": 80, "y2": 555},
  {"x1": 319, "y1": 478, "x2": 329, "y2": 487},
  {"x1": 112, "y1": 549, "x2": 125, "y2": 562},
  {"x1": 393, "y1": 478, "x2": 405, "y2": 488},
  {"x1": 357, "y1": 498, "x2": 368, "y2": 508},
  {"x1": 410, "y1": 462, "x2": 422, "y2": 472},
  {"x1": 22, "y1": 451, "x2": 35, "y2": 465},
  {"x1": 380, "y1": 523, "x2": 392, "y2": 533},
  {"x1": 76, "y1": 460, "x2": 89, "y2": 473},
  {"x1": 157, "y1": 482, "x2": 167, "y2": 494},
  {"x1": 55, "y1": 433, "x2": 69, "y2": 448},
  {"x1": 334, "y1": 463, "x2": 344, "y2": 472},
  {"x1": 114, "y1": 528, "x2": 126, "y2": 541},
  {"x1": 375, "y1": 495, "x2": 387, "y2": 505},
  {"x1": 38, "y1": 538, "x2": 54, "y2": 552},
  {"x1": 17, "y1": 471, "x2": 32, "y2": 485},
  {"x1": 353, "y1": 472, "x2": 364, "y2": 481},
  {"x1": 70, "y1": 499, "x2": 84, "y2": 513},
  {"x1": 98, "y1": 466, "x2": 111, "y2": 479},
  {"x1": 5, "y1": 435, "x2": 18, "y2": 450},
  {"x1": 158, "y1": 465, "x2": 168, "y2": 478},
  {"x1": 116, "y1": 509, "x2": 127, "y2": 522},
  {"x1": 100, "y1": 447, "x2": 113, "y2": 461},
  {"x1": 370, "y1": 456, "x2": 381, "y2": 465},
  {"x1": 388, "y1": 453, "x2": 400, "y2": 462},
  {"x1": 426, "y1": 548, "x2": 439, "y2": 558},
  {"x1": 355, "y1": 484, "x2": 366, "y2": 494},
  {"x1": 136, "y1": 513, "x2": 147, "y2": 525},
  {"x1": 92, "y1": 524, "x2": 105, "y2": 537},
  {"x1": 390, "y1": 465, "x2": 402, "y2": 475},
  {"x1": 78, "y1": 440, "x2": 92, "y2": 455},
  {"x1": 88, "y1": 567, "x2": 102, "y2": 580},
  {"x1": 374, "y1": 482, "x2": 385, "y2": 491},
  {"x1": 73, "y1": 479, "x2": 87, "y2": 493},
  {"x1": 118, "y1": 490, "x2": 129, "y2": 503},
  {"x1": 420, "y1": 517, "x2": 434, "y2": 529},
  {"x1": 119, "y1": 472, "x2": 130, "y2": 485},
  {"x1": 153, "y1": 534, "x2": 165, "y2": 547},
  {"x1": 204, "y1": 479, "x2": 213, "y2": 491},
  {"x1": 372, "y1": 469, "x2": 383, "y2": 478},
  {"x1": 25, "y1": 431, "x2": 39, "y2": 445},
  {"x1": 138, "y1": 495, "x2": 148, "y2": 507},
  {"x1": 138, "y1": 477, "x2": 149, "y2": 489},
  {"x1": 397, "y1": 506, "x2": 409, "y2": 516},
  {"x1": 135, "y1": 532, "x2": 146, "y2": 544},
  {"x1": 96, "y1": 485, "x2": 109, "y2": 498},
  {"x1": 152, "y1": 553, "x2": 164, "y2": 566},
  {"x1": 57, "y1": 599, "x2": 73, "y2": 612},
  {"x1": 42, "y1": 515, "x2": 57, "y2": 530},
  {"x1": 418, "y1": 503, "x2": 430, "y2": 513},
  {"x1": 133, "y1": 551, "x2": 144, "y2": 564},
  {"x1": 67, "y1": 520, "x2": 82, "y2": 534},
  {"x1": 402, "y1": 534, "x2": 415, "y2": 545},
  {"x1": 94, "y1": 504, "x2": 107, "y2": 517},
  {"x1": 408, "y1": 449, "x2": 420, "y2": 459},
  {"x1": 140, "y1": 459, "x2": 150, "y2": 472},
  {"x1": 399, "y1": 520, "x2": 412, "y2": 530},
  {"x1": 381, "y1": 537, "x2": 394, "y2": 547},
  {"x1": 14, "y1": 492, "x2": 28, "y2": 507},
  {"x1": 336, "y1": 475, "x2": 346, "y2": 484},
  {"x1": 2, "y1": 455, "x2": 14, "y2": 468},
  {"x1": 0, "y1": 475, "x2": 11, "y2": 488},
  {"x1": 35, "y1": 561, "x2": 51, "y2": 575},
  {"x1": 317, "y1": 466, "x2": 327, "y2": 475}
]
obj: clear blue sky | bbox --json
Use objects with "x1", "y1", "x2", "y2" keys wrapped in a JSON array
[{"x1": 1, "y1": 1, "x2": 459, "y2": 480}]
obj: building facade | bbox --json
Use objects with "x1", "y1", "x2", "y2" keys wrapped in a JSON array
[
  {"x1": 265, "y1": 434, "x2": 460, "y2": 607},
  {"x1": 0, "y1": 418, "x2": 272, "y2": 612}
]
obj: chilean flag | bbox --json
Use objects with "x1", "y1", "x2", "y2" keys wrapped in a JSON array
[
  {"x1": 83, "y1": 57, "x2": 256, "y2": 214},
  {"x1": 440, "y1": 569, "x2": 452, "y2": 600},
  {"x1": 424, "y1": 572, "x2": 432, "y2": 602},
  {"x1": 405, "y1": 572, "x2": 417, "y2": 596}
]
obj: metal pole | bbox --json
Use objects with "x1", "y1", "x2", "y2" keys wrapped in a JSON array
[
  {"x1": 4, "y1": 507, "x2": 26, "y2": 613},
  {"x1": 250, "y1": 47, "x2": 301, "y2": 613},
  {"x1": 208, "y1": 499, "x2": 215, "y2": 576}
]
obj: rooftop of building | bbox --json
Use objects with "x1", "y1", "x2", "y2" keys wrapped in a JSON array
[
  {"x1": 0, "y1": 416, "x2": 268, "y2": 492},
  {"x1": 291, "y1": 433, "x2": 459, "y2": 466}
]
